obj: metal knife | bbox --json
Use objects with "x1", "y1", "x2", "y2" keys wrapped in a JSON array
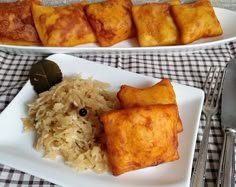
[{"x1": 217, "y1": 58, "x2": 236, "y2": 187}]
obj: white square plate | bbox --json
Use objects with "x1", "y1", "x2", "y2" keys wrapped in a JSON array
[{"x1": 0, "y1": 54, "x2": 204, "y2": 187}]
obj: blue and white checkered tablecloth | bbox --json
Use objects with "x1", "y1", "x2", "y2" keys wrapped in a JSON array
[{"x1": 0, "y1": 41, "x2": 236, "y2": 187}]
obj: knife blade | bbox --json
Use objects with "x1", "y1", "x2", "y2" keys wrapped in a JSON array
[
  {"x1": 221, "y1": 58, "x2": 236, "y2": 131},
  {"x1": 217, "y1": 58, "x2": 236, "y2": 187}
]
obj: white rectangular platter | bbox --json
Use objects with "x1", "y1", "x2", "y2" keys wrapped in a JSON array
[
  {"x1": 0, "y1": 6, "x2": 235, "y2": 55},
  {"x1": 0, "y1": 54, "x2": 204, "y2": 187}
]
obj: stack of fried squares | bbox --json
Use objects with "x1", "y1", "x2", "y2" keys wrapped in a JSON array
[
  {"x1": 0, "y1": 0, "x2": 223, "y2": 47},
  {"x1": 132, "y1": 0, "x2": 223, "y2": 46},
  {"x1": 32, "y1": 0, "x2": 134, "y2": 47},
  {"x1": 101, "y1": 79, "x2": 183, "y2": 176},
  {"x1": 0, "y1": 0, "x2": 135, "y2": 47}
]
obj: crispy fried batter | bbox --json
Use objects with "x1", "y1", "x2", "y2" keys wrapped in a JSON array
[
  {"x1": 168, "y1": 0, "x2": 181, "y2": 5},
  {"x1": 118, "y1": 79, "x2": 176, "y2": 108},
  {"x1": 32, "y1": 3, "x2": 96, "y2": 47},
  {"x1": 85, "y1": 0, "x2": 135, "y2": 47},
  {"x1": 101, "y1": 105, "x2": 179, "y2": 176},
  {"x1": 117, "y1": 79, "x2": 183, "y2": 132},
  {"x1": 132, "y1": 2, "x2": 179, "y2": 47},
  {"x1": 0, "y1": 0, "x2": 42, "y2": 46},
  {"x1": 170, "y1": 0, "x2": 223, "y2": 44}
]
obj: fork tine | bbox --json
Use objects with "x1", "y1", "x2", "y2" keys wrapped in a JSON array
[
  {"x1": 203, "y1": 67, "x2": 214, "y2": 90},
  {"x1": 215, "y1": 69, "x2": 225, "y2": 105},
  {"x1": 210, "y1": 68, "x2": 223, "y2": 107},
  {"x1": 204, "y1": 67, "x2": 216, "y2": 104}
]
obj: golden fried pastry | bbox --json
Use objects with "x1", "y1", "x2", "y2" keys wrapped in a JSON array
[
  {"x1": 32, "y1": 3, "x2": 96, "y2": 47},
  {"x1": 0, "y1": 0, "x2": 42, "y2": 46},
  {"x1": 170, "y1": 0, "x2": 223, "y2": 44},
  {"x1": 85, "y1": 0, "x2": 135, "y2": 47},
  {"x1": 118, "y1": 79, "x2": 176, "y2": 108},
  {"x1": 132, "y1": 2, "x2": 179, "y2": 47},
  {"x1": 168, "y1": 0, "x2": 181, "y2": 5},
  {"x1": 117, "y1": 79, "x2": 183, "y2": 132},
  {"x1": 101, "y1": 105, "x2": 179, "y2": 176}
]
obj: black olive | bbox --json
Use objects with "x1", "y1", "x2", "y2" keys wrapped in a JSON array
[{"x1": 79, "y1": 108, "x2": 87, "y2": 117}]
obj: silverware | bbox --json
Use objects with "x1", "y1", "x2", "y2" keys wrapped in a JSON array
[
  {"x1": 191, "y1": 67, "x2": 224, "y2": 187},
  {"x1": 217, "y1": 58, "x2": 236, "y2": 187}
]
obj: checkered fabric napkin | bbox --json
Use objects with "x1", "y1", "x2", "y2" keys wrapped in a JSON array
[{"x1": 0, "y1": 41, "x2": 236, "y2": 187}]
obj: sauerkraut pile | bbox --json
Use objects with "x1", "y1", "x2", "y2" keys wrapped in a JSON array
[{"x1": 22, "y1": 75, "x2": 118, "y2": 173}]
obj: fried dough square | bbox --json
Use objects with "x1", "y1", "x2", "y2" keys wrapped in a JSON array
[
  {"x1": 0, "y1": 0, "x2": 42, "y2": 46},
  {"x1": 101, "y1": 105, "x2": 179, "y2": 176},
  {"x1": 168, "y1": 0, "x2": 181, "y2": 5},
  {"x1": 117, "y1": 79, "x2": 183, "y2": 132},
  {"x1": 170, "y1": 0, "x2": 223, "y2": 44},
  {"x1": 118, "y1": 79, "x2": 176, "y2": 108},
  {"x1": 85, "y1": 0, "x2": 135, "y2": 47},
  {"x1": 132, "y1": 2, "x2": 179, "y2": 47},
  {"x1": 32, "y1": 3, "x2": 96, "y2": 47}
]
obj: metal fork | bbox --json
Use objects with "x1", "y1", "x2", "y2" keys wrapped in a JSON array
[{"x1": 191, "y1": 67, "x2": 225, "y2": 187}]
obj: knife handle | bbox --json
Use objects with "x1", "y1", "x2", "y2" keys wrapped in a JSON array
[
  {"x1": 217, "y1": 130, "x2": 235, "y2": 187},
  {"x1": 191, "y1": 116, "x2": 212, "y2": 187}
]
